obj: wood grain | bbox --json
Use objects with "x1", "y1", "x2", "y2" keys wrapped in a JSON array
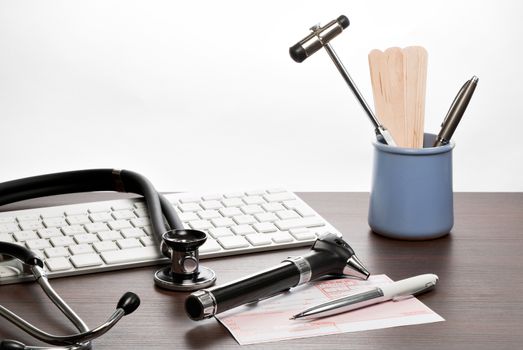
[
  {"x1": 1, "y1": 193, "x2": 522, "y2": 349},
  {"x1": 404, "y1": 46, "x2": 428, "y2": 148}
]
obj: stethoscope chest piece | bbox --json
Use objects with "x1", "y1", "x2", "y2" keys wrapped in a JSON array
[{"x1": 154, "y1": 229, "x2": 216, "y2": 291}]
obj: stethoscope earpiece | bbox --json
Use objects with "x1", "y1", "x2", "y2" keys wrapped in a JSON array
[{"x1": 154, "y1": 229, "x2": 216, "y2": 291}]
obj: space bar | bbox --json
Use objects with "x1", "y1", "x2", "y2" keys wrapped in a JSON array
[{"x1": 101, "y1": 247, "x2": 164, "y2": 265}]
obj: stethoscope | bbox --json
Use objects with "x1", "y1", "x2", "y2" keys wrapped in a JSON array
[{"x1": 0, "y1": 169, "x2": 216, "y2": 349}]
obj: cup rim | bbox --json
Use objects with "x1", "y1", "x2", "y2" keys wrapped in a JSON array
[{"x1": 372, "y1": 133, "x2": 455, "y2": 155}]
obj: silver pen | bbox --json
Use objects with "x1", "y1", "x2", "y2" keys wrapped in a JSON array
[{"x1": 291, "y1": 274, "x2": 438, "y2": 320}]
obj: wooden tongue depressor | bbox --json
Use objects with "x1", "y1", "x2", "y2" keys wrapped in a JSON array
[
  {"x1": 368, "y1": 48, "x2": 407, "y2": 147},
  {"x1": 404, "y1": 46, "x2": 428, "y2": 148},
  {"x1": 368, "y1": 46, "x2": 428, "y2": 148}
]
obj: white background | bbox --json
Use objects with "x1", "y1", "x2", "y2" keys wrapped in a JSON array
[{"x1": 0, "y1": 0, "x2": 521, "y2": 192}]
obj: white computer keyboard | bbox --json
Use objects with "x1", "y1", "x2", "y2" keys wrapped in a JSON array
[{"x1": 0, "y1": 189, "x2": 340, "y2": 285}]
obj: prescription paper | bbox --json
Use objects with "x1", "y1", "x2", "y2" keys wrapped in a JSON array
[{"x1": 216, "y1": 274, "x2": 444, "y2": 345}]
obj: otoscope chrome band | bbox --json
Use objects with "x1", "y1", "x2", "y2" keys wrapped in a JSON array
[
  {"x1": 189, "y1": 290, "x2": 217, "y2": 319},
  {"x1": 282, "y1": 256, "x2": 312, "y2": 286}
]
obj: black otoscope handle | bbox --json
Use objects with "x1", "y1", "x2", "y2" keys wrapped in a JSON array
[{"x1": 185, "y1": 233, "x2": 369, "y2": 320}]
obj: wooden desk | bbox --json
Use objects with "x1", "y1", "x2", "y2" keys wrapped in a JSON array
[{"x1": 1, "y1": 193, "x2": 522, "y2": 349}]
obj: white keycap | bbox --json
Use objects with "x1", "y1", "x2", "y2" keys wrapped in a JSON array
[
  {"x1": 202, "y1": 194, "x2": 222, "y2": 200},
  {"x1": 253, "y1": 222, "x2": 277, "y2": 233},
  {"x1": 69, "y1": 244, "x2": 94, "y2": 255},
  {"x1": 66, "y1": 215, "x2": 91, "y2": 225},
  {"x1": 61, "y1": 225, "x2": 85, "y2": 236},
  {"x1": 270, "y1": 232, "x2": 294, "y2": 243},
  {"x1": 179, "y1": 212, "x2": 198, "y2": 222},
  {"x1": 50, "y1": 236, "x2": 74, "y2": 247},
  {"x1": 276, "y1": 210, "x2": 300, "y2": 220},
  {"x1": 0, "y1": 233, "x2": 14, "y2": 242},
  {"x1": 97, "y1": 230, "x2": 122, "y2": 241},
  {"x1": 200, "y1": 200, "x2": 222, "y2": 210},
  {"x1": 112, "y1": 210, "x2": 136, "y2": 220},
  {"x1": 245, "y1": 234, "x2": 272, "y2": 246},
  {"x1": 16, "y1": 214, "x2": 40, "y2": 221},
  {"x1": 290, "y1": 228, "x2": 316, "y2": 241},
  {"x1": 37, "y1": 228, "x2": 62, "y2": 239},
  {"x1": 65, "y1": 208, "x2": 87, "y2": 216},
  {"x1": 26, "y1": 239, "x2": 51, "y2": 250},
  {"x1": 178, "y1": 203, "x2": 201, "y2": 212},
  {"x1": 224, "y1": 192, "x2": 244, "y2": 198},
  {"x1": 101, "y1": 246, "x2": 163, "y2": 265},
  {"x1": 231, "y1": 225, "x2": 255, "y2": 236},
  {"x1": 13, "y1": 230, "x2": 38, "y2": 242},
  {"x1": 88, "y1": 207, "x2": 111, "y2": 214},
  {"x1": 219, "y1": 207, "x2": 242, "y2": 217},
  {"x1": 242, "y1": 196, "x2": 265, "y2": 205},
  {"x1": 198, "y1": 210, "x2": 221, "y2": 220},
  {"x1": 44, "y1": 247, "x2": 69, "y2": 258},
  {"x1": 199, "y1": 239, "x2": 221, "y2": 253},
  {"x1": 45, "y1": 257, "x2": 72, "y2": 271},
  {"x1": 19, "y1": 221, "x2": 43, "y2": 231},
  {"x1": 262, "y1": 203, "x2": 285, "y2": 212},
  {"x1": 116, "y1": 238, "x2": 142, "y2": 250},
  {"x1": 208, "y1": 227, "x2": 233, "y2": 238},
  {"x1": 218, "y1": 236, "x2": 250, "y2": 249},
  {"x1": 264, "y1": 192, "x2": 295, "y2": 202},
  {"x1": 111, "y1": 203, "x2": 133, "y2": 210},
  {"x1": 107, "y1": 220, "x2": 132, "y2": 230},
  {"x1": 267, "y1": 188, "x2": 286, "y2": 194},
  {"x1": 0, "y1": 223, "x2": 19, "y2": 233},
  {"x1": 211, "y1": 217, "x2": 235, "y2": 228},
  {"x1": 241, "y1": 205, "x2": 263, "y2": 215},
  {"x1": 274, "y1": 217, "x2": 325, "y2": 231},
  {"x1": 221, "y1": 198, "x2": 243, "y2": 207},
  {"x1": 89, "y1": 212, "x2": 112, "y2": 222},
  {"x1": 245, "y1": 190, "x2": 266, "y2": 196},
  {"x1": 0, "y1": 217, "x2": 15, "y2": 224},
  {"x1": 188, "y1": 220, "x2": 213, "y2": 230},
  {"x1": 93, "y1": 241, "x2": 118, "y2": 253},
  {"x1": 134, "y1": 208, "x2": 149, "y2": 217},
  {"x1": 283, "y1": 200, "x2": 315, "y2": 217},
  {"x1": 233, "y1": 215, "x2": 256, "y2": 225},
  {"x1": 121, "y1": 228, "x2": 146, "y2": 239},
  {"x1": 254, "y1": 212, "x2": 278, "y2": 222},
  {"x1": 140, "y1": 236, "x2": 156, "y2": 247},
  {"x1": 74, "y1": 234, "x2": 99, "y2": 244},
  {"x1": 70, "y1": 253, "x2": 103, "y2": 268},
  {"x1": 179, "y1": 197, "x2": 201, "y2": 204},
  {"x1": 131, "y1": 217, "x2": 150, "y2": 227},
  {"x1": 134, "y1": 201, "x2": 147, "y2": 208},
  {"x1": 43, "y1": 218, "x2": 68, "y2": 228}
]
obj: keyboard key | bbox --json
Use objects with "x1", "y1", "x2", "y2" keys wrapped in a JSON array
[
  {"x1": 107, "y1": 220, "x2": 132, "y2": 230},
  {"x1": 98, "y1": 230, "x2": 123, "y2": 241},
  {"x1": 188, "y1": 220, "x2": 213, "y2": 230},
  {"x1": 0, "y1": 223, "x2": 20, "y2": 232},
  {"x1": 199, "y1": 239, "x2": 221, "y2": 253},
  {"x1": 200, "y1": 200, "x2": 222, "y2": 210},
  {"x1": 224, "y1": 192, "x2": 244, "y2": 198},
  {"x1": 66, "y1": 215, "x2": 91, "y2": 225},
  {"x1": 245, "y1": 190, "x2": 266, "y2": 196},
  {"x1": 13, "y1": 230, "x2": 38, "y2": 242},
  {"x1": 270, "y1": 232, "x2": 294, "y2": 243},
  {"x1": 179, "y1": 212, "x2": 198, "y2": 222},
  {"x1": 50, "y1": 236, "x2": 74, "y2": 247},
  {"x1": 0, "y1": 217, "x2": 15, "y2": 224},
  {"x1": 0, "y1": 233, "x2": 14, "y2": 242},
  {"x1": 253, "y1": 222, "x2": 277, "y2": 233},
  {"x1": 233, "y1": 215, "x2": 256, "y2": 225},
  {"x1": 254, "y1": 212, "x2": 278, "y2": 222},
  {"x1": 231, "y1": 225, "x2": 255, "y2": 236},
  {"x1": 267, "y1": 188, "x2": 286, "y2": 194},
  {"x1": 202, "y1": 194, "x2": 221, "y2": 200},
  {"x1": 140, "y1": 236, "x2": 156, "y2": 247},
  {"x1": 111, "y1": 203, "x2": 133, "y2": 210},
  {"x1": 131, "y1": 217, "x2": 150, "y2": 227},
  {"x1": 112, "y1": 210, "x2": 136, "y2": 220},
  {"x1": 84, "y1": 222, "x2": 109, "y2": 233},
  {"x1": 218, "y1": 236, "x2": 249, "y2": 249},
  {"x1": 61, "y1": 225, "x2": 86, "y2": 236},
  {"x1": 211, "y1": 217, "x2": 235, "y2": 228},
  {"x1": 245, "y1": 234, "x2": 272, "y2": 246},
  {"x1": 26, "y1": 239, "x2": 51, "y2": 250},
  {"x1": 178, "y1": 203, "x2": 201, "y2": 212},
  {"x1": 44, "y1": 247, "x2": 69, "y2": 258},
  {"x1": 208, "y1": 227, "x2": 233, "y2": 238},
  {"x1": 134, "y1": 208, "x2": 149, "y2": 217},
  {"x1": 45, "y1": 257, "x2": 72, "y2": 271},
  {"x1": 198, "y1": 210, "x2": 221, "y2": 220},
  {"x1": 37, "y1": 228, "x2": 62, "y2": 239},
  {"x1": 74, "y1": 234, "x2": 99, "y2": 244},
  {"x1": 219, "y1": 207, "x2": 242, "y2": 217},
  {"x1": 262, "y1": 203, "x2": 285, "y2": 212},
  {"x1": 274, "y1": 217, "x2": 325, "y2": 231},
  {"x1": 69, "y1": 244, "x2": 94, "y2": 255},
  {"x1": 264, "y1": 192, "x2": 295, "y2": 202},
  {"x1": 243, "y1": 196, "x2": 265, "y2": 205},
  {"x1": 19, "y1": 221, "x2": 44, "y2": 231},
  {"x1": 16, "y1": 214, "x2": 40, "y2": 222},
  {"x1": 179, "y1": 197, "x2": 201, "y2": 204},
  {"x1": 101, "y1": 246, "x2": 163, "y2": 265},
  {"x1": 222, "y1": 198, "x2": 243, "y2": 207},
  {"x1": 43, "y1": 217, "x2": 68, "y2": 228},
  {"x1": 121, "y1": 228, "x2": 146, "y2": 239},
  {"x1": 65, "y1": 208, "x2": 87, "y2": 216},
  {"x1": 116, "y1": 238, "x2": 142, "y2": 249},
  {"x1": 241, "y1": 205, "x2": 263, "y2": 215},
  {"x1": 70, "y1": 253, "x2": 103, "y2": 268},
  {"x1": 276, "y1": 210, "x2": 300, "y2": 220},
  {"x1": 283, "y1": 200, "x2": 316, "y2": 217},
  {"x1": 93, "y1": 241, "x2": 118, "y2": 253},
  {"x1": 89, "y1": 212, "x2": 112, "y2": 222}
]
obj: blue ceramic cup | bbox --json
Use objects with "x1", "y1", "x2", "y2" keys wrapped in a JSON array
[{"x1": 368, "y1": 133, "x2": 455, "y2": 240}]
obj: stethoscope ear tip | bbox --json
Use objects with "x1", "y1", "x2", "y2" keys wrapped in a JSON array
[{"x1": 117, "y1": 292, "x2": 141, "y2": 315}]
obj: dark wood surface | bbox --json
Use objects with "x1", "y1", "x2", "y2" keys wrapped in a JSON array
[{"x1": 1, "y1": 193, "x2": 522, "y2": 349}]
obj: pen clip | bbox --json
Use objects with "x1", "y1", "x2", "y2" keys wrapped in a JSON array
[
  {"x1": 392, "y1": 281, "x2": 438, "y2": 302},
  {"x1": 441, "y1": 80, "x2": 468, "y2": 127}
]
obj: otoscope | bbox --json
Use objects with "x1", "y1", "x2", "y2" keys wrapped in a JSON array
[
  {"x1": 289, "y1": 15, "x2": 397, "y2": 147},
  {"x1": 185, "y1": 233, "x2": 370, "y2": 320}
]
